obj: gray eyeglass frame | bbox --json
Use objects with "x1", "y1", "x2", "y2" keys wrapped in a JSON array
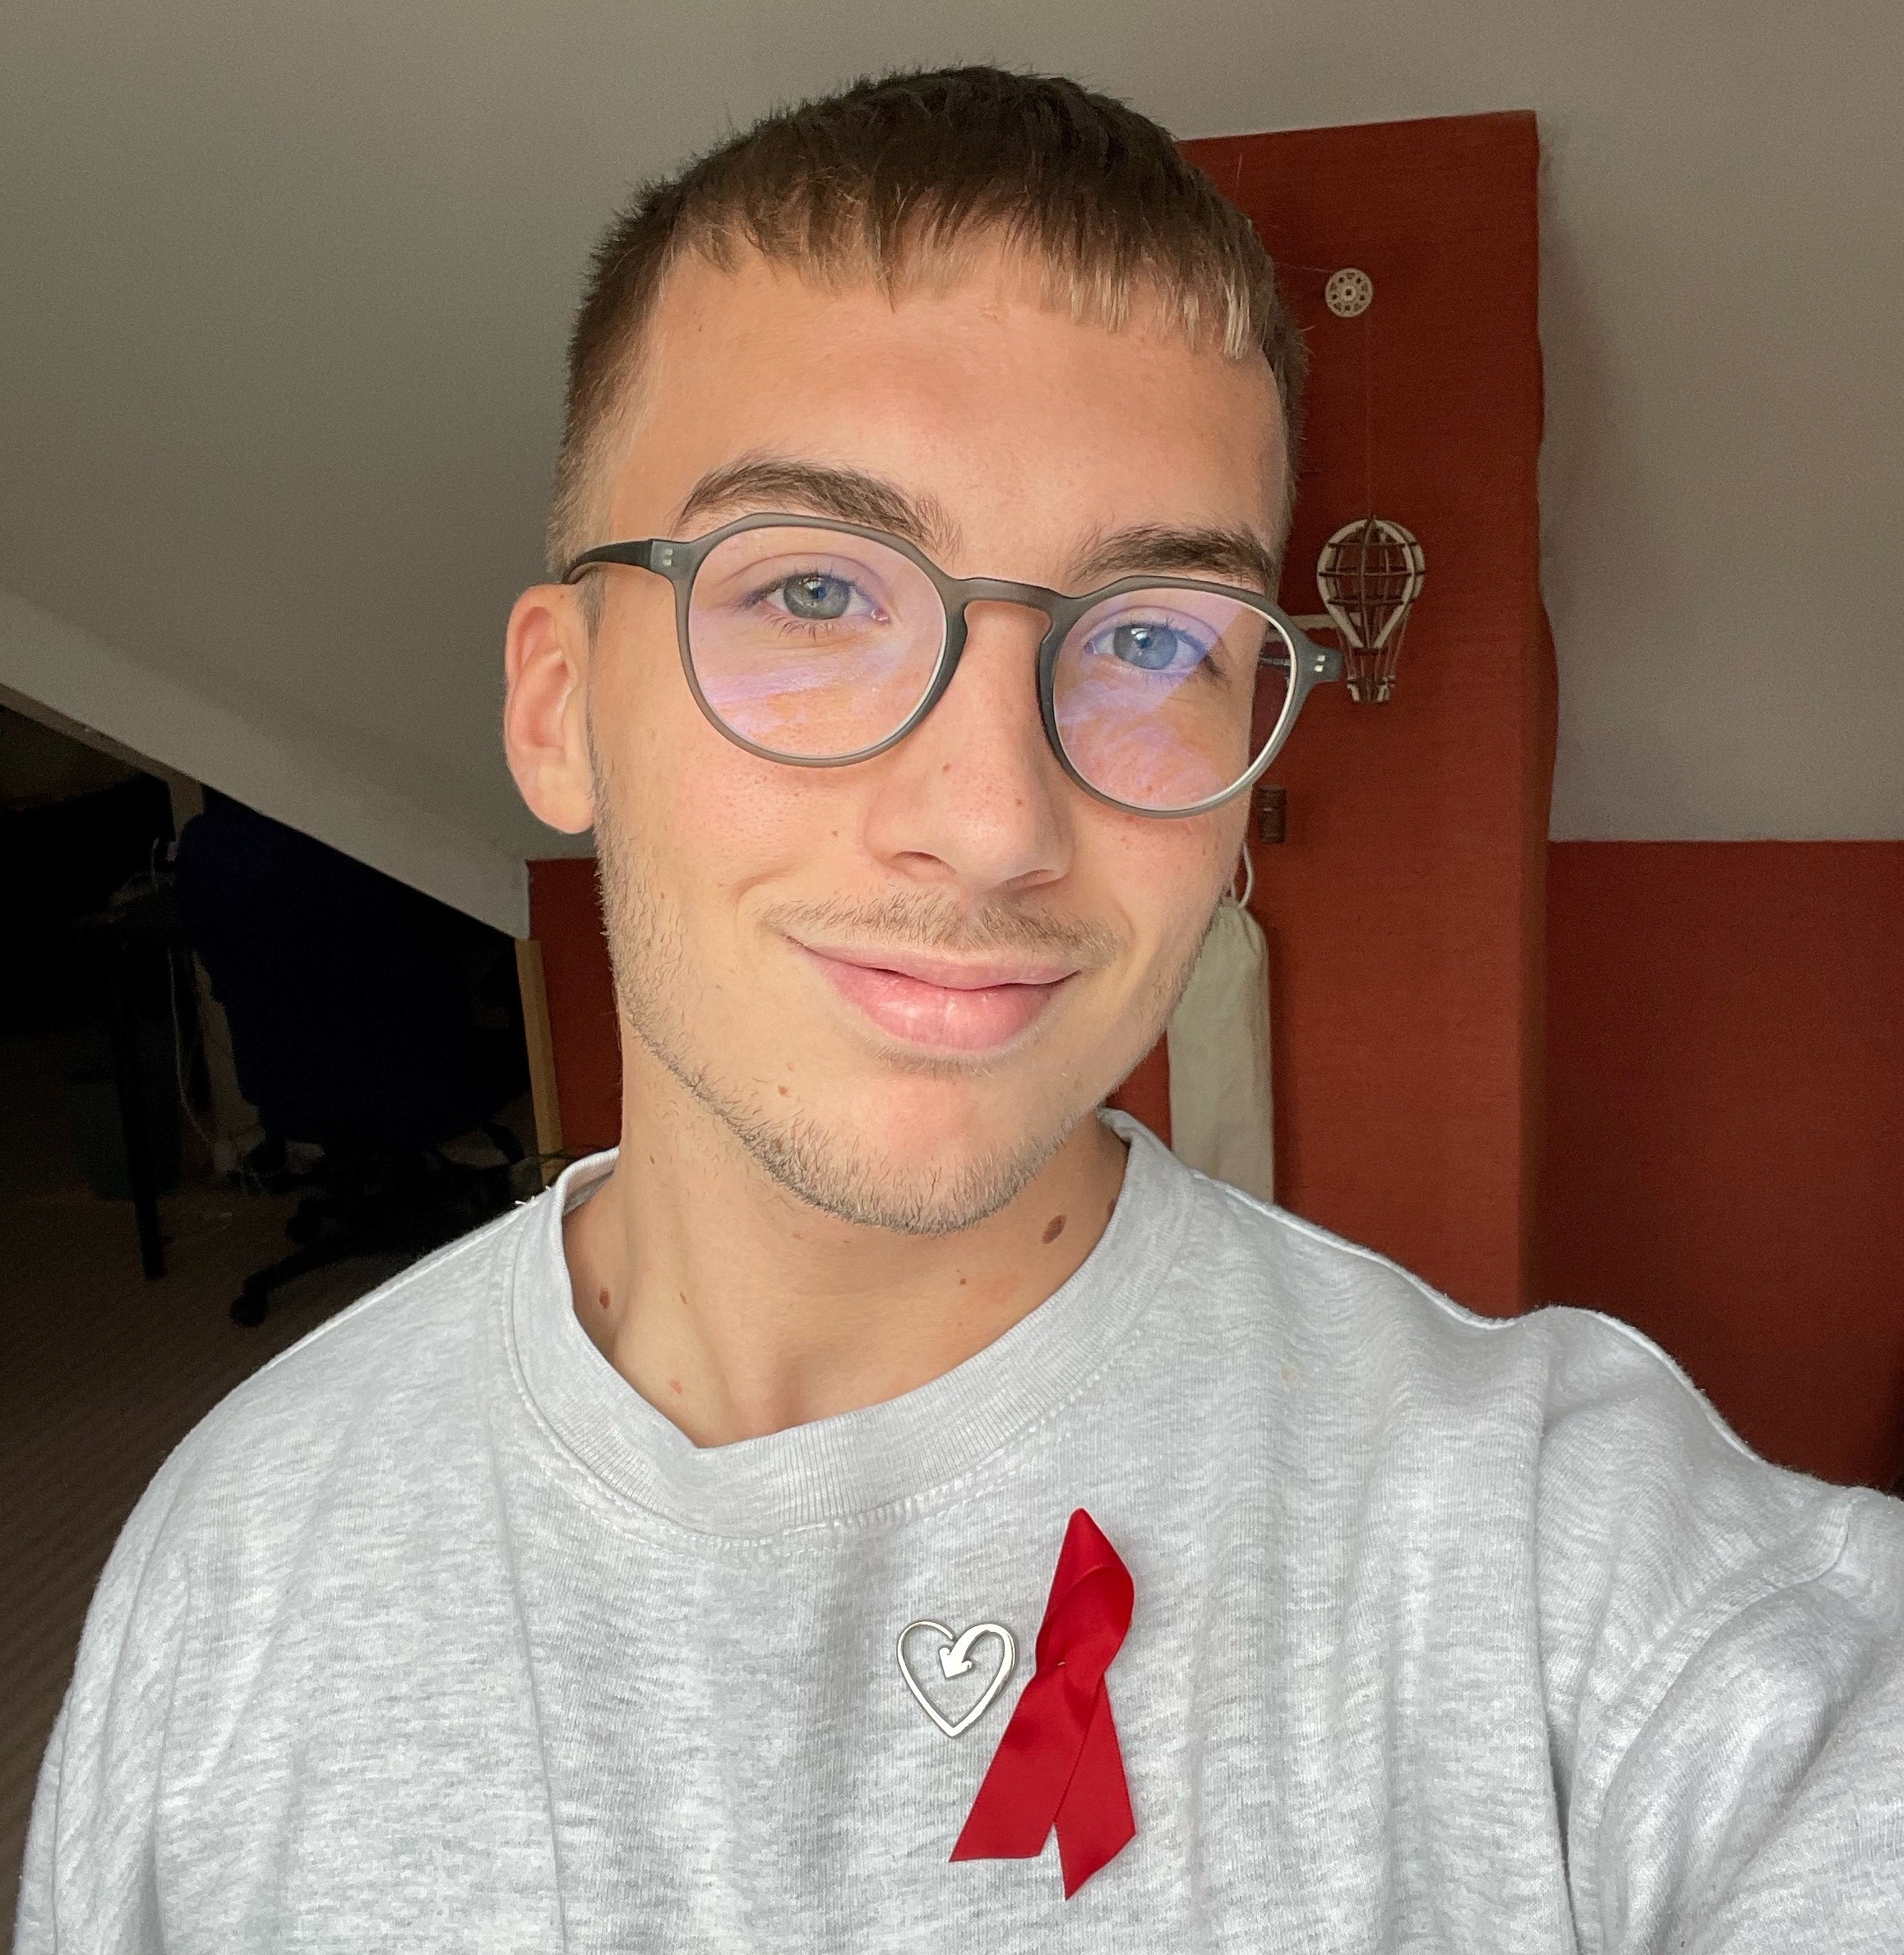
[{"x1": 564, "y1": 511, "x2": 1342, "y2": 819}]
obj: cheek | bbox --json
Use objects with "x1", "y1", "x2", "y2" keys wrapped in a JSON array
[
  {"x1": 596, "y1": 644, "x2": 836, "y2": 915},
  {"x1": 1098, "y1": 809, "x2": 1241, "y2": 968}
]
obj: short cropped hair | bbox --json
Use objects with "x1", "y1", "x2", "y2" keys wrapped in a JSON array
[{"x1": 548, "y1": 66, "x2": 1306, "y2": 575}]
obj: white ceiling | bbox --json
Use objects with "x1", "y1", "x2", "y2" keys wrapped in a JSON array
[{"x1": 3, "y1": 0, "x2": 1900, "y2": 930}]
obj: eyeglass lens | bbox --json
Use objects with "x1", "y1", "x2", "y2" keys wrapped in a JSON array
[{"x1": 687, "y1": 525, "x2": 1292, "y2": 814}]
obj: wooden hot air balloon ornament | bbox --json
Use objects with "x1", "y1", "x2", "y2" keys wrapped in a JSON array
[{"x1": 1315, "y1": 515, "x2": 1426, "y2": 705}]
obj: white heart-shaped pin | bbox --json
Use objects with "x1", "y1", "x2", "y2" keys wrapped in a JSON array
[{"x1": 896, "y1": 1618, "x2": 1018, "y2": 1738}]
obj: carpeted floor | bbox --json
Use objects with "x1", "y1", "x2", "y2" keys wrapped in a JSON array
[{"x1": 0, "y1": 1032, "x2": 525, "y2": 1939}]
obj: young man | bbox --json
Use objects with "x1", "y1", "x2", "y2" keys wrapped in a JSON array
[{"x1": 21, "y1": 67, "x2": 1903, "y2": 1952}]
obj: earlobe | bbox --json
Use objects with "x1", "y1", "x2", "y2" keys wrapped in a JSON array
[{"x1": 503, "y1": 585, "x2": 595, "y2": 834}]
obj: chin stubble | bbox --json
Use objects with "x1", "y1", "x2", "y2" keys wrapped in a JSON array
[{"x1": 586, "y1": 725, "x2": 1199, "y2": 1236}]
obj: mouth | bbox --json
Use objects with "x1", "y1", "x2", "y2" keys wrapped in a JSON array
[{"x1": 794, "y1": 941, "x2": 1082, "y2": 1053}]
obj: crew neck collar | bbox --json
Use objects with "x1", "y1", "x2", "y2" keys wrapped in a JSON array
[{"x1": 505, "y1": 1112, "x2": 1191, "y2": 1538}]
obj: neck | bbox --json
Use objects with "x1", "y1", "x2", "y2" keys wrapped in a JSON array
[{"x1": 562, "y1": 1046, "x2": 1129, "y2": 1448}]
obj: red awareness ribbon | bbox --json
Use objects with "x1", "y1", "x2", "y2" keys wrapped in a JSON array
[{"x1": 950, "y1": 1508, "x2": 1136, "y2": 1897}]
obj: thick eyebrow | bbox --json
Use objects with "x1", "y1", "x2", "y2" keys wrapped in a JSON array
[
  {"x1": 670, "y1": 460, "x2": 1278, "y2": 597},
  {"x1": 1069, "y1": 522, "x2": 1282, "y2": 597},
  {"x1": 672, "y1": 456, "x2": 959, "y2": 557}
]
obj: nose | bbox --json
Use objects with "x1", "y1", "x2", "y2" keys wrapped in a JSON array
[{"x1": 859, "y1": 598, "x2": 1072, "y2": 896}]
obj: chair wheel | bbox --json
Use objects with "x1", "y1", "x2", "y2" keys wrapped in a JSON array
[{"x1": 231, "y1": 1286, "x2": 270, "y2": 1327}]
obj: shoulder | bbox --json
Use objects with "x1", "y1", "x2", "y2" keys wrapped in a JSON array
[
  {"x1": 1150, "y1": 1150, "x2": 1862, "y2": 1567},
  {"x1": 1150, "y1": 1154, "x2": 1590, "y2": 1423},
  {"x1": 25, "y1": 1195, "x2": 550, "y2": 1920},
  {"x1": 107, "y1": 1191, "x2": 543, "y2": 1592},
  {"x1": 1161, "y1": 1153, "x2": 1775, "y2": 1448},
  {"x1": 1165, "y1": 1156, "x2": 1892, "y2": 1651},
  {"x1": 1148, "y1": 1159, "x2": 1902, "y2": 1725}
]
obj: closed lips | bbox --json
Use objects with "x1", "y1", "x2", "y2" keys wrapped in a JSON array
[{"x1": 796, "y1": 942, "x2": 1077, "y2": 1051}]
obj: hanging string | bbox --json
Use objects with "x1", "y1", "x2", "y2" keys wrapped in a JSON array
[{"x1": 1363, "y1": 303, "x2": 1376, "y2": 519}]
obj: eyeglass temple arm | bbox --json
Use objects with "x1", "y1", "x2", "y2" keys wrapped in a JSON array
[{"x1": 561, "y1": 540, "x2": 669, "y2": 585}]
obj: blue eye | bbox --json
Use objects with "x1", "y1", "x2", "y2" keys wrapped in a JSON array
[
  {"x1": 779, "y1": 573, "x2": 853, "y2": 621},
  {"x1": 1085, "y1": 615, "x2": 1213, "y2": 673},
  {"x1": 1111, "y1": 622, "x2": 1181, "y2": 669}
]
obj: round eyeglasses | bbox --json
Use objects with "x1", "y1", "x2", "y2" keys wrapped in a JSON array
[{"x1": 564, "y1": 514, "x2": 1341, "y2": 818}]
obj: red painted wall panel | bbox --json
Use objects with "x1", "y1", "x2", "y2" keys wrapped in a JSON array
[
  {"x1": 527, "y1": 856, "x2": 622, "y2": 1156},
  {"x1": 1542, "y1": 842, "x2": 1904, "y2": 1489},
  {"x1": 1162, "y1": 115, "x2": 1554, "y2": 1315}
]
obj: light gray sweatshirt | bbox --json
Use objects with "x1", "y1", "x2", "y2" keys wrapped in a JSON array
[{"x1": 19, "y1": 1117, "x2": 1904, "y2": 1951}]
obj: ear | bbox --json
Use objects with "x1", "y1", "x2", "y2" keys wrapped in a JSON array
[{"x1": 503, "y1": 583, "x2": 595, "y2": 834}]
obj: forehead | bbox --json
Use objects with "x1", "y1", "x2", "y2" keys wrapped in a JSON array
[{"x1": 603, "y1": 245, "x2": 1286, "y2": 559}]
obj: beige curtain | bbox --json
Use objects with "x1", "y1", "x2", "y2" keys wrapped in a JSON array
[{"x1": 1165, "y1": 896, "x2": 1274, "y2": 1204}]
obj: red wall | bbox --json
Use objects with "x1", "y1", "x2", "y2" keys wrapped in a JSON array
[
  {"x1": 1158, "y1": 115, "x2": 1554, "y2": 1315},
  {"x1": 1543, "y1": 842, "x2": 1904, "y2": 1488},
  {"x1": 527, "y1": 856, "x2": 621, "y2": 1156}
]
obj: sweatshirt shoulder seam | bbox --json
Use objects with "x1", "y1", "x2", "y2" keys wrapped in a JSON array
[{"x1": 1263, "y1": 1201, "x2": 1768, "y2": 1467}]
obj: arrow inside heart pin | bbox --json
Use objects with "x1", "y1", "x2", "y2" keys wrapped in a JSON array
[{"x1": 897, "y1": 1619, "x2": 1018, "y2": 1739}]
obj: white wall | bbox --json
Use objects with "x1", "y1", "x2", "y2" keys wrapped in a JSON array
[
  {"x1": 0, "y1": 589, "x2": 532, "y2": 930},
  {"x1": 2, "y1": 0, "x2": 1898, "y2": 921}
]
